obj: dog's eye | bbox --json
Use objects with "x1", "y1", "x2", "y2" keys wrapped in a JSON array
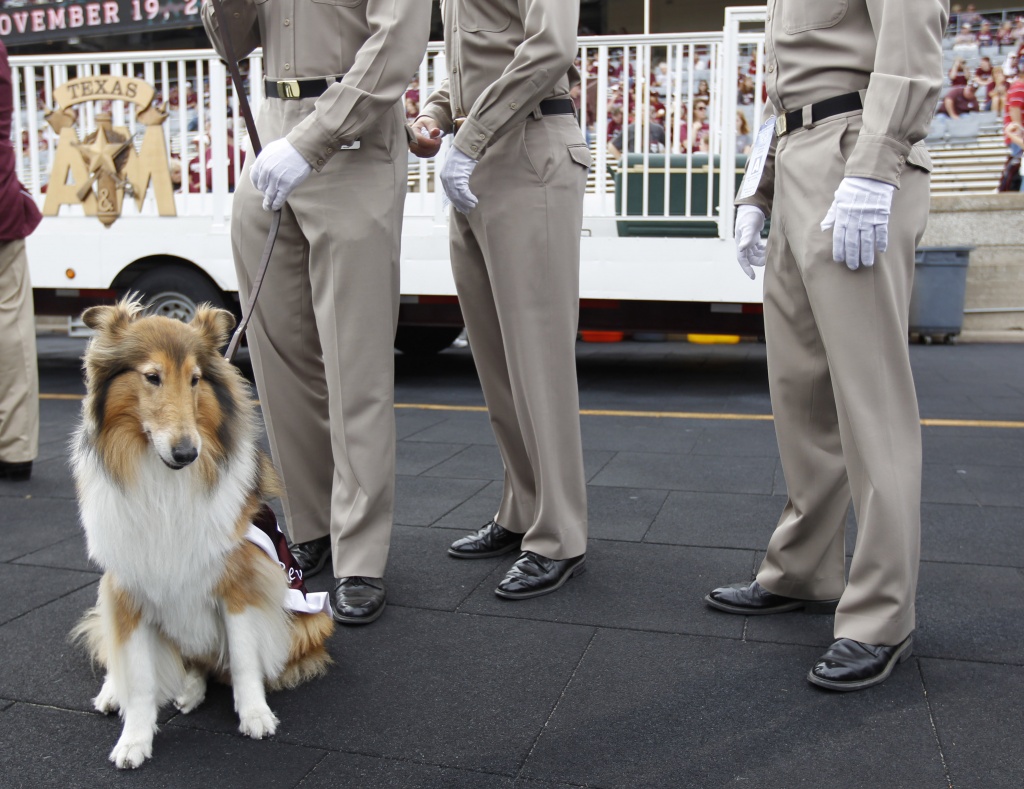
[
  {"x1": 191, "y1": 375, "x2": 200, "y2": 387},
  {"x1": 145, "y1": 373, "x2": 161, "y2": 386}
]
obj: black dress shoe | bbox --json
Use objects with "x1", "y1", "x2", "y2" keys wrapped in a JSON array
[
  {"x1": 808, "y1": 635, "x2": 914, "y2": 691},
  {"x1": 705, "y1": 580, "x2": 840, "y2": 615},
  {"x1": 287, "y1": 535, "x2": 331, "y2": 578},
  {"x1": 494, "y1": 551, "x2": 586, "y2": 600},
  {"x1": 448, "y1": 519, "x2": 523, "y2": 559},
  {"x1": 0, "y1": 460, "x2": 32, "y2": 482},
  {"x1": 332, "y1": 577, "x2": 386, "y2": 625}
]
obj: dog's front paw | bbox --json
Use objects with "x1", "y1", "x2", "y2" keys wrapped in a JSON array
[
  {"x1": 238, "y1": 706, "x2": 279, "y2": 739},
  {"x1": 93, "y1": 679, "x2": 119, "y2": 715},
  {"x1": 174, "y1": 670, "x2": 207, "y2": 714},
  {"x1": 109, "y1": 735, "x2": 153, "y2": 769}
]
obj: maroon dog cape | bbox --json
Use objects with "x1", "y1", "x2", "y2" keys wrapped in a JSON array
[{"x1": 246, "y1": 504, "x2": 331, "y2": 616}]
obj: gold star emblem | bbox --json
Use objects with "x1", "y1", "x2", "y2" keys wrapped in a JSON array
[{"x1": 74, "y1": 126, "x2": 128, "y2": 178}]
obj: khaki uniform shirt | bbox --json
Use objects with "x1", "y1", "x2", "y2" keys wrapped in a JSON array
[
  {"x1": 420, "y1": 0, "x2": 580, "y2": 160},
  {"x1": 202, "y1": 0, "x2": 429, "y2": 172},
  {"x1": 740, "y1": 0, "x2": 948, "y2": 216}
]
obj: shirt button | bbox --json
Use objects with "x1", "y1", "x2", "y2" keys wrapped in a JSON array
[
  {"x1": 510, "y1": 102, "x2": 517, "y2": 109},
  {"x1": 284, "y1": 63, "x2": 291, "y2": 71},
  {"x1": 767, "y1": 64, "x2": 775, "y2": 73},
  {"x1": 471, "y1": 144, "x2": 478, "y2": 151},
  {"x1": 316, "y1": 159, "x2": 324, "y2": 166},
  {"x1": 898, "y1": 155, "x2": 906, "y2": 163},
  {"x1": 478, "y1": 133, "x2": 485, "y2": 140},
  {"x1": 326, "y1": 147, "x2": 333, "y2": 154},
  {"x1": 453, "y1": 66, "x2": 458, "y2": 73},
  {"x1": 233, "y1": 11, "x2": 240, "y2": 17},
  {"x1": 284, "y1": 18, "x2": 291, "y2": 26}
]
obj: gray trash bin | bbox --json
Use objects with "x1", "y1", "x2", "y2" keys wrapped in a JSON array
[{"x1": 909, "y1": 246, "x2": 972, "y2": 344}]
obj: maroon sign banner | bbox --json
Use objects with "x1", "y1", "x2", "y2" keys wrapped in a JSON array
[{"x1": 0, "y1": 0, "x2": 201, "y2": 46}]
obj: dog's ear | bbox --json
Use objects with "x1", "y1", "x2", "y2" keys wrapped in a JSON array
[
  {"x1": 190, "y1": 306, "x2": 237, "y2": 349},
  {"x1": 81, "y1": 297, "x2": 144, "y2": 336}
]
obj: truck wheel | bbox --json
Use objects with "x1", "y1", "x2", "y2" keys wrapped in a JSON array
[
  {"x1": 394, "y1": 326, "x2": 463, "y2": 355},
  {"x1": 128, "y1": 267, "x2": 228, "y2": 323}
]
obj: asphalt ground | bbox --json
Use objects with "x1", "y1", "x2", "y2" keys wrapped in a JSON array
[{"x1": 2, "y1": 335, "x2": 1022, "y2": 788}]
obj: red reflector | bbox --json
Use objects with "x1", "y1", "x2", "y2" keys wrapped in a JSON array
[
  {"x1": 741, "y1": 304, "x2": 764, "y2": 314},
  {"x1": 580, "y1": 299, "x2": 619, "y2": 309},
  {"x1": 416, "y1": 295, "x2": 460, "y2": 305}
]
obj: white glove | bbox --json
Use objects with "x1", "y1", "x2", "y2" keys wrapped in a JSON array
[
  {"x1": 820, "y1": 176, "x2": 895, "y2": 270},
  {"x1": 735, "y1": 205, "x2": 767, "y2": 280},
  {"x1": 249, "y1": 137, "x2": 313, "y2": 212},
  {"x1": 440, "y1": 146, "x2": 479, "y2": 214}
]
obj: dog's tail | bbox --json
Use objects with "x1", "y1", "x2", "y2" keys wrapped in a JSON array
[
  {"x1": 271, "y1": 612, "x2": 334, "y2": 691},
  {"x1": 70, "y1": 604, "x2": 107, "y2": 668}
]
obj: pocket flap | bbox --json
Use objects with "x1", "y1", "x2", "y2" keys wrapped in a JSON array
[
  {"x1": 907, "y1": 142, "x2": 932, "y2": 173},
  {"x1": 568, "y1": 144, "x2": 592, "y2": 170}
]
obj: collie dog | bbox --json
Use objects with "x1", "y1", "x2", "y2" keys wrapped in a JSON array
[{"x1": 71, "y1": 298, "x2": 334, "y2": 769}]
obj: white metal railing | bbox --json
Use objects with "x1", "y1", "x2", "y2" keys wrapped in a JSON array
[{"x1": 10, "y1": 21, "x2": 768, "y2": 237}]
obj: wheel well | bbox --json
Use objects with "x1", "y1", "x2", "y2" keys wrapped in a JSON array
[{"x1": 110, "y1": 256, "x2": 236, "y2": 306}]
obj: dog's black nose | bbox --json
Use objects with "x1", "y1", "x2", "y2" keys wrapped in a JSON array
[{"x1": 171, "y1": 442, "x2": 198, "y2": 466}]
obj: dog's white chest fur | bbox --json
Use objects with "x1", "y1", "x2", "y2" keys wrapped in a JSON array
[{"x1": 75, "y1": 438, "x2": 259, "y2": 656}]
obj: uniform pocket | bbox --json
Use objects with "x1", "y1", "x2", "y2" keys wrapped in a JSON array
[
  {"x1": 782, "y1": 0, "x2": 848, "y2": 34},
  {"x1": 460, "y1": 3, "x2": 511, "y2": 33},
  {"x1": 568, "y1": 143, "x2": 592, "y2": 171},
  {"x1": 907, "y1": 142, "x2": 933, "y2": 173}
]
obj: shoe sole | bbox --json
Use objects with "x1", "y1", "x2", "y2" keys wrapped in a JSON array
[
  {"x1": 447, "y1": 541, "x2": 523, "y2": 560},
  {"x1": 703, "y1": 594, "x2": 840, "y2": 616},
  {"x1": 806, "y1": 637, "x2": 914, "y2": 692},
  {"x1": 332, "y1": 600, "x2": 386, "y2": 626},
  {"x1": 493, "y1": 559, "x2": 586, "y2": 600}
]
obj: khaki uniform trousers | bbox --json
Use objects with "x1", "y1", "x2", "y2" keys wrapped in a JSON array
[
  {"x1": 0, "y1": 239, "x2": 38, "y2": 464},
  {"x1": 450, "y1": 113, "x2": 589, "y2": 560},
  {"x1": 756, "y1": 114, "x2": 930, "y2": 646},
  {"x1": 232, "y1": 101, "x2": 406, "y2": 579}
]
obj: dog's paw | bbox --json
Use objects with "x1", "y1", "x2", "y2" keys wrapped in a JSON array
[
  {"x1": 174, "y1": 671, "x2": 207, "y2": 714},
  {"x1": 238, "y1": 706, "x2": 279, "y2": 739},
  {"x1": 93, "y1": 681, "x2": 119, "y2": 715},
  {"x1": 109, "y1": 735, "x2": 152, "y2": 769}
]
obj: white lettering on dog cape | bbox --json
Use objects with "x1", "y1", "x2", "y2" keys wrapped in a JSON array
[{"x1": 244, "y1": 517, "x2": 331, "y2": 616}]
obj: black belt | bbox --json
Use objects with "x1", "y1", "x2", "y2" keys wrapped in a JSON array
[
  {"x1": 775, "y1": 91, "x2": 862, "y2": 136},
  {"x1": 264, "y1": 76, "x2": 342, "y2": 100},
  {"x1": 538, "y1": 98, "x2": 576, "y2": 117}
]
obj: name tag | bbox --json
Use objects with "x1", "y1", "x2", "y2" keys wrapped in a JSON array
[{"x1": 737, "y1": 115, "x2": 775, "y2": 200}]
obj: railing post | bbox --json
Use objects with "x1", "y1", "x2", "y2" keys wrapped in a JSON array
[
  {"x1": 719, "y1": 6, "x2": 768, "y2": 242},
  {"x1": 209, "y1": 57, "x2": 229, "y2": 224}
]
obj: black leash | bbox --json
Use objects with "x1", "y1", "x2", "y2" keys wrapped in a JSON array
[{"x1": 209, "y1": 0, "x2": 281, "y2": 363}]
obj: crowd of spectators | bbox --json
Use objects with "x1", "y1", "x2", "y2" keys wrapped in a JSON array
[
  {"x1": 941, "y1": 6, "x2": 1024, "y2": 191},
  {"x1": 401, "y1": 43, "x2": 760, "y2": 165}
]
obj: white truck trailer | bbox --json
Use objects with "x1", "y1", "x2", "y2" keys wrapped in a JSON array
[{"x1": 10, "y1": 7, "x2": 768, "y2": 352}]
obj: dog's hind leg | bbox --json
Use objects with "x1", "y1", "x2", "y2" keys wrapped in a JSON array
[
  {"x1": 225, "y1": 608, "x2": 280, "y2": 739},
  {"x1": 173, "y1": 667, "x2": 207, "y2": 714}
]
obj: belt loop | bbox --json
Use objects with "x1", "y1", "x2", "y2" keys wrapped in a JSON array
[
  {"x1": 530, "y1": 104, "x2": 543, "y2": 121},
  {"x1": 801, "y1": 104, "x2": 814, "y2": 131}
]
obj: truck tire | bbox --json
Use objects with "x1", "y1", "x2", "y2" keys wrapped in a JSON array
[
  {"x1": 393, "y1": 326, "x2": 463, "y2": 356},
  {"x1": 128, "y1": 266, "x2": 228, "y2": 323}
]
